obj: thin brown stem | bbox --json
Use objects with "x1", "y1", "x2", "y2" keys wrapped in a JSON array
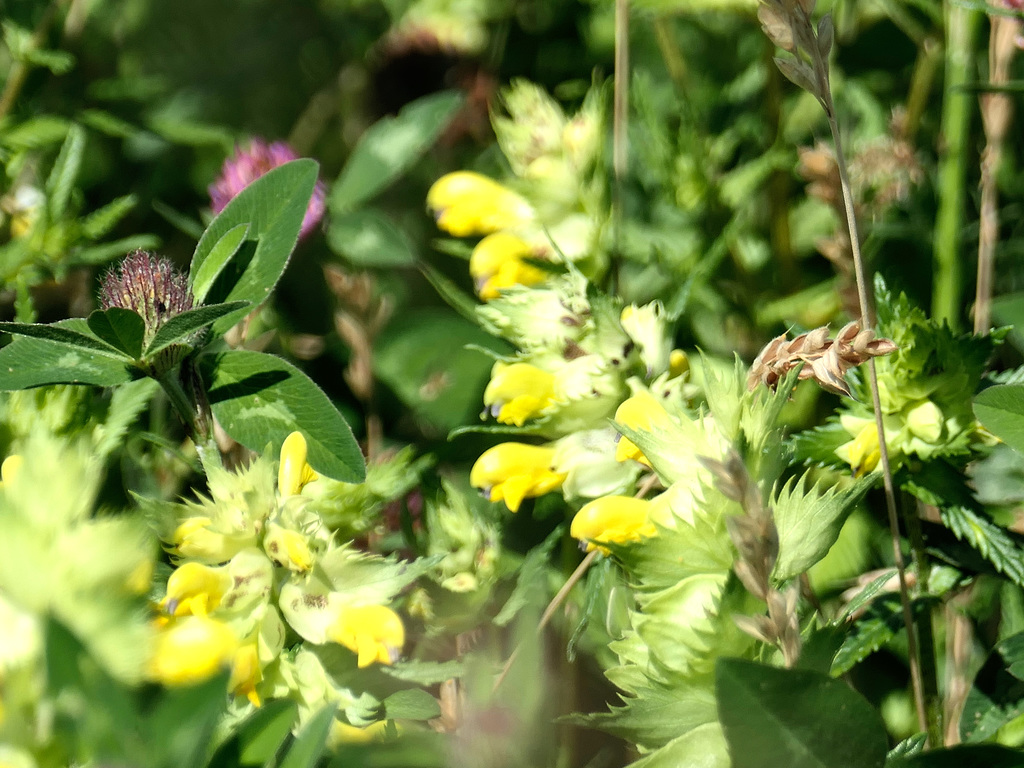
[
  {"x1": 492, "y1": 549, "x2": 599, "y2": 693},
  {"x1": 822, "y1": 89, "x2": 930, "y2": 741}
]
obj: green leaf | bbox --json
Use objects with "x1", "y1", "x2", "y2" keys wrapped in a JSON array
[
  {"x1": 330, "y1": 90, "x2": 464, "y2": 212},
  {"x1": 494, "y1": 527, "x2": 562, "y2": 627},
  {"x1": 190, "y1": 222, "x2": 250, "y2": 305},
  {"x1": 832, "y1": 595, "x2": 936, "y2": 676},
  {"x1": 81, "y1": 194, "x2": 136, "y2": 239},
  {"x1": 208, "y1": 698, "x2": 297, "y2": 768},
  {"x1": 887, "y1": 745, "x2": 1024, "y2": 767},
  {"x1": 47, "y1": 123, "x2": 86, "y2": 220},
  {"x1": 145, "y1": 673, "x2": 231, "y2": 768},
  {"x1": 381, "y1": 689, "x2": 442, "y2": 721},
  {"x1": 959, "y1": 631, "x2": 1024, "y2": 742},
  {"x1": 992, "y1": 292, "x2": 1024, "y2": 353},
  {"x1": 0, "y1": 115, "x2": 70, "y2": 149},
  {"x1": 837, "y1": 569, "x2": 898, "y2": 622},
  {"x1": 326, "y1": 208, "x2": 416, "y2": 267},
  {"x1": 419, "y1": 262, "x2": 481, "y2": 324},
  {"x1": 773, "y1": 473, "x2": 872, "y2": 580},
  {"x1": 374, "y1": 309, "x2": 508, "y2": 432},
  {"x1": 145, "y1": 301, "x2": 249, "y2": 357},
  {"x1": 0, "y1": 319, "x2": 126, "y2": 357},
  {"x1": 0, "y1": 319, "x2": 136, "y2": 389},
  {"x1": 278, "y1": 705, "x2": 335, "y2": 768},
  {"x1": 190, "y1": 159, "x2": 318, "y2": 334},
  {"x1": 716, "y1": 658, "x2": 888, "y2": 768},
  {"x1": 382, "y1": 659, "x2": 466, "y2": 685},
  {"x1": 199, "y1": 349, "x2": 364, "y2": 482},
  {"x1": 940, "y1": 505, "x2": 1024, "y2": 587},
  {"x1": 975, "y1": 385, "x2": 1024, "y2": 455},
  {"x1": 87, "y1": 308, "x2": 146, "y2": 359}
]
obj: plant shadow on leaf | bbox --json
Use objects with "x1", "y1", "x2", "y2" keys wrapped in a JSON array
[
  {"x1": 205, "y1": 369, "x2": 290, "y2": 404},
  {"x1": 203, "y1": 239, "x2": 257, "y2": 306}
]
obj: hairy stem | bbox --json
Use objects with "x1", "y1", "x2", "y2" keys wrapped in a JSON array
[{"x1": 933, "y1": 1, "x2": 981, "y2": 330}]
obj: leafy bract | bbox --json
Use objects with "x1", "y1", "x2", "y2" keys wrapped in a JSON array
[
  {"x1": 199, "y1": 349, "x2": 364, "y2": 483},
  {"x1": 190, "y1": 159, "x2": 319, "y2": 334},
  {"x1": 975, "y1": 384, "x2": 1024, "y2": 456}
]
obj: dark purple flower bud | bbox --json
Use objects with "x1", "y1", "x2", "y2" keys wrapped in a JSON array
[
  {"x1": 99, "y1": 250, "x2": 196, "y2": 372},
  {"x1": 209, "y1": 139, "x2": 326, "y2": 240}
]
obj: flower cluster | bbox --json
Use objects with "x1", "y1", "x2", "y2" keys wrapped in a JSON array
[
  {"x1": 148, "y1": 432, "x2": 419, "y2": 738},
  {"x1": 427, "y1": 81, "x2": 604, "y2": 300},
  {"x1": 210, "y1": 139, "x2": 326, "y2": 240}
]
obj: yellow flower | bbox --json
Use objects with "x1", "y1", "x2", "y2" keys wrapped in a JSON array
[
  {"x1": 613, "y1": 393, "x2": 669, "y2": 465},
  {"x1": 470, "y1": 232, "x2": 548, "y2": 299},
  {"x1": 160, "y1": 562, "x2": 232, "y2": 617},
  {"x1": 171, "y1": 516, "x2": 255, "y2": 562},
  {"x1": 229, "y1": 642, "x2": 262, "y2": 706},
  {"x1": 843, "y1": 422, "x2": 881, "y2": 477},
  {"x1": 328, "y1": 605, "x2": 405, "y2": 668},
  {"x1": 483, "y1": 362, "x2": 557, "y2": 426},
  {"x1": 264, "y1": 522, "x2": 314, "y2": 572},
  {"x1": 469, "y1": 442, "x2": 567, "y2": 512},
  {"x1": 570, "y1": 496, "x2": 657, "y2": 553},
  {"x1": 0, "y1": 455, "x2": 23, "y2": 489},
  {"x1": 278, "y1": 431, "x2": 317, "y2": 497},
  {"x1": 426, "y1": 171, "x2": 534, "y2": 236},
  {"x1": 669, "y1": 349, "x2": 689, "y2": 378},
  {"x1": 331, "y1": 719, "x2": 392, "y2": 745},
  {"x1": 148, "y1": 616, "x2": 239, "y2": 686}
]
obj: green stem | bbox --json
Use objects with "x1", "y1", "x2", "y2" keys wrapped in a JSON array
[{"x1": 933, "y1": 1, "x2": 980, "y2": 331}]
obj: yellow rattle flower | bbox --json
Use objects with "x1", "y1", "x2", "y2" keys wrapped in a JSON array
[
  {"x1": 483, "y1": 362, "x2": 557, "y2": 426},
  {"x1": 148, "y1": 615, "x2": 239, "y2": 687},
  {"x1": 470, "y1": 442, "x2": 567, "y2": 512},
  {"x1": 278, "y1": 431, "x2": 318, "y2": 496},
  {"x1": 427, "y1": 172, "x2": 534, "y2": 237},
  {"x1": 328, "y1": 604, "x2": 405, "y2": 668},
  {"x1": 570, "y1": 495, "x2": 657, "y2": 553},
  {"x1": 470, "y1": 232, "x2": 548, "y2": 300}
]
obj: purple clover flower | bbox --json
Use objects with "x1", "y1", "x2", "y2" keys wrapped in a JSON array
[{"x1": 209, "y1": 140, "x2": 326, "y2": 240}]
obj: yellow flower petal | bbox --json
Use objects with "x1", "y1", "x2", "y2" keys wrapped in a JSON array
[
  {"x1": 483, "y1": 363, "x2": 557, "y2": 426},
  {"x1": 571, "y1": 496, "x2": 656, "y2": 553},
  {"x1": 426, "y1": 172, "x2": 534, "y2": 236},
  {"x1": 328, "y1": 605, "x2": 405, "y2": 668},
  {"x1": 149, "y1": 616, "x2": 239, "y2": 686},
  {"x1": 470, "y1": 443, "x2": 567, "y2": 512},
  {"x1": 278, "y1": 431, "x2": 318, "y2": 496}
]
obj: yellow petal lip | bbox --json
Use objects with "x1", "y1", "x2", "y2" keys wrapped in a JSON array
[
  {"x1": 148, "y1": 616, "x2": 239, "y2": 687},
  {"x1": 483, "y1": 363, "x2": 557, "y2": 426},
  {"x1": 470, "y1": 232, "x2": 548, "y2": 299},
  {"x1": 279, "y1": 431, "x2": 317, "y2": 496},
  {"x1": 470, "y1": 442, "x2": 566, "y2": 513},
  {"x1": 426, "y1": 171, "x2": 534, "y2": 237},
  {"x1": 161, "y1": 561, "x2": 231, "y2": 617},
  {"x1": 328, "y1": 604, "x2": 405, "y2": 668},
  {"x1": 571, "y1": 496, "x2": 656, "y2": 553}
]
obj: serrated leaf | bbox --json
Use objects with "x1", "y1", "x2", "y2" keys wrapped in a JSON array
[
  {"x1": 975, "y1": 385, "x2": 1024, "y2": 455},
  {"x1": 47, "y1": 123, "x2": 86, "y2": 220},
  {"x1": 887, "y1": 733, "x2": 927, "y2": 761},
  {"x1": 940, "y1": 505, "x2": 1024, "y2": 587},
  {"x1": 199, "y1": 349, "x2": 364, "y2": 482},
  {"x1": 836, "y1": 569, "x2": 897, "y2": 622},
  {"x1": 190, "y1": 223, "x2": 250, "y2": 305},
  {"x1": 190, "y1": 159, "x2": 318, "y2": 334},
  {"x1": 381, "y1": 689, "x2": 441, "y2": 721},
  {"x1": 832, "y1": 595, "x2": 935, "y2": 676},
  {"x1": 87, "y1": 308, "x2": 146, "y2": 359},
  {"x1": 208, "y1": 698, "x2": 297, "y2": 768},
  {"x1": 773, "y1": 473, "x2": 872, "y2": 580},
  {"x1": 81, "y1": 194, "x2": 136, "y2": 240},
  {"x1": 277, "y1": 705, "x2": 334, "y2": 768},
  {"x1": 330, "y1": 90, "x2": 464, "y2": 212},
  {"x1": 959, "y1": 631, "x2": 1024, "y2": 742},
  {"x1": 494, "y1": 527, "x2": 561, "y2": 626},
  {"x1": 145, "y1": 301, "x2": 249, "y2": 357},
  {"x1": 717, "y1": 658, "x2": 888, "y2": 768},
  {"x1": 327, "y1": 208, "x2": 416, "y2": 267}
]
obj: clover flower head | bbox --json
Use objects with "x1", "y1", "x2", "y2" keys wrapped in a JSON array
[
  {"x1": 210, "y1": 139, "x2": 326, "y2": 239},
  {"x1": 427, "y1": 171, "x2": 534, "y2": 236},
  {"x1": 99, "y1": 250, "x2": 194, "y2": 346},
  {"x1": 483, "y1": 362, "x2": 558, "y2": 426},
  {"x1": 470, "y1": 442, "x2": 567, "y2": 512},
  {"x1": 570, "y1": 495, "x2": 657, "y2": 553},
  {"x1": 327, "y1": 604, "x2": 405, "y2": 668}
]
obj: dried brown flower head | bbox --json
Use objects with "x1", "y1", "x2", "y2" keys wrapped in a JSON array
[{"x1": 747, "y1": 321, "x2": 897, "y2": 397}]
